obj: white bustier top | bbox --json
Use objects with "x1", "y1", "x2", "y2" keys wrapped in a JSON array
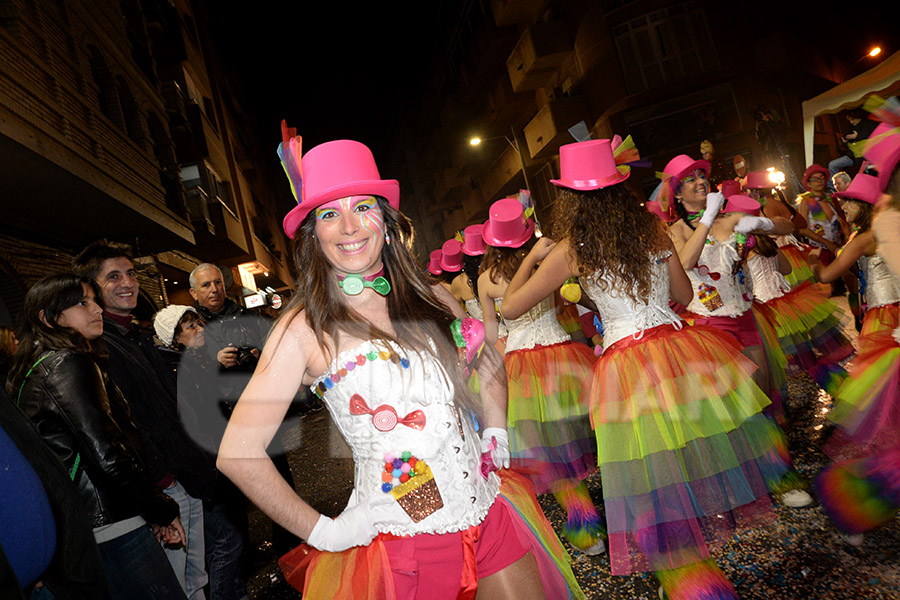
[
  {"x1": 686, "y1": 233, "x2": 753, "y2": 317},
  {"x1": 464, "y1": 297, "x2": 483, "y2": 320},
  {"x1": 746, "y1": 253, "x2": 791, "y2": 303},
  {"x1": 581, "y1": 253, "x2": 683, "y2": 350},
  {"x1": 311, "y1": 340, "x2": 500, "y2": 536},
  {"x1": 860, "y1": 255, "x2": 900, "y2": 309},
  {"x1": 498, "y1": 296, "x2": 570, "y2": 353}
]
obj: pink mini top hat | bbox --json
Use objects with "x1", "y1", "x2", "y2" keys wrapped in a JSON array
[
  {"x1": 864, "y1": 123, "x2": 900, "y2": 192},
  {"x1": 427, "y1": 249, "x2": 443, "y2": 275},
  {"x1": 481, "y1": 198, "x2": 534, "y2": 248},
  {"x1": 723, "y1": 194, "x2": 761, "y2": 216},
  {"x1": 718, "y1": 179, "x2": 741, "y2": 198},
  {"x1": 281, "y1": 138, "x2": 400, "y2": 238},
  {"x1": 551, "y1": 139, "x2": 630, "y2": 190},
  {"x1": 743, "y1": 170, "x2": 771, "y2": 190},
  {"x1": 439, "y1": 239, "x2": 464, "y2": 272},
  {"x1": 834, "y1": 173, "x2": 881, "y2": 205},
  {"x1": 662, "y1": 155, "x2": 711, "y2": 191},
  {"x1": 801, "y1": 164, "x2": 828, "y2": 191},
  {"x1": 462, "y1": 224, "x2": 485, "y2": 256}
]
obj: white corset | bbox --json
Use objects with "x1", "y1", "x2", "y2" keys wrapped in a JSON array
[
  {"x1": 464, "y1": 297, "x2": 483, "y2": 320},
  {"x1": 746, "y1": 253, "x2": 791, "y2": 303},
  {"x1": 311, "y1": 340, "x2": 499, "y2": 536},
  {"x1": 860, "y1": 255, "x2": 900, "y2": 309},
  {"x1": 686, "y1": 233, "x2": 753, "y2": 317},
  {"x1": 499, "y1": 296, "x2": 570, "y2": 352},
  {"x1": 582, "y1": 253, "x2": 683, "y2": 350}
]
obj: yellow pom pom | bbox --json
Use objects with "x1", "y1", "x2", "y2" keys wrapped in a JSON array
[{"x1": 560, "y1": 282, "x2": 581, "y2": 303}]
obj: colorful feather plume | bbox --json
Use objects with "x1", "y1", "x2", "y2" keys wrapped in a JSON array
[{"x1": 277, "y1": 120, "x2": 304, "y2": 202}]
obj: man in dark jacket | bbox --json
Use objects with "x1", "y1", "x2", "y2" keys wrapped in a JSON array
[{"x1": 73, "y1": 241, "x2": 215, "y2": 599}]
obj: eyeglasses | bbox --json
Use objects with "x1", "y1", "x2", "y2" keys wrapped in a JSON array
[{"x1": 808, "y1": 175, "x2": 826, "y2": 182}]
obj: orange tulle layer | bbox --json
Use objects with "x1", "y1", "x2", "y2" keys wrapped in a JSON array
[{"x1": 861, "y1": 303, "x2": 900, "y2": 337}]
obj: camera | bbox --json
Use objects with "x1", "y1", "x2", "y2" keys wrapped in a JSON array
[{"x1": 234, "y1": 346, "x2": 257, "y2": 368}]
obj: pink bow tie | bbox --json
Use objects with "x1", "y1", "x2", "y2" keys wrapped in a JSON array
[{"x1": 349, "y1": 394, "x2": 426, "y2": 432}]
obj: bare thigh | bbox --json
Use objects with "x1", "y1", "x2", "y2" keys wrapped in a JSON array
[{"x1": 475, "y1": 551, "x2": 545, "y2": 600}]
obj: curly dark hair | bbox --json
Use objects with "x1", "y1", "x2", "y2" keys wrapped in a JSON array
[{"x1": 554, "y1": 185, "x2": 671, "y2": 304}]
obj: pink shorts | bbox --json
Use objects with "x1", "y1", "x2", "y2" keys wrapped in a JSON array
[
  {"x1": 690, "y1": 311, "x2": 762, "y2": 349},
  {"x1": 383, "y1": 499, "x2": 530, "y2": 600}
]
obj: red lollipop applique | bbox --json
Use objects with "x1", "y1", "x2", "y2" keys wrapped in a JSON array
[{"x1": 349, "y1": 394, "x2": 426, "y2": 432}]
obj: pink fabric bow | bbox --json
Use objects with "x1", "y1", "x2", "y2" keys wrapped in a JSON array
[{"x1": 349, "y1": 394, "x2": 426, "y2": 432}]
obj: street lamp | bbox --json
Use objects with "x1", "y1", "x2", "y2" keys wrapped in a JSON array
[
  {"x1": 470, "y1": 126, "x2": 543, "y2": 236},
  {"x1": 840, "y1": 46, "x2": 883, "y2": 82}
]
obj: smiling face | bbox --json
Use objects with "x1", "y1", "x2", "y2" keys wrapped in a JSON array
[
  {"x1": 56, "y1": 283, "x2": 104, "y2": 340},
  {"x1": 96, "y1": 257, "x2": 138, "y2": 317},
  {"x1": 314, "y1": 195, "x2": 385, "y2": 276},
  {"x1": 675, "y1": 169, "x2": 709, "y2": 211},
  {"x1": 842, "y1": 198, "x2": 864, "y2": 223}
]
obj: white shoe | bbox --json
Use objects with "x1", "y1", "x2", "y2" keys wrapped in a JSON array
[
  {"x1": 840, "y1": 532, "x2": 864, "y2": 547},
  {"x1": 582, "y1": 539, "x2": 606, "y2": 556},
  {"x1": 781, "y1": 489, "x2": 814, "y2": 508}
]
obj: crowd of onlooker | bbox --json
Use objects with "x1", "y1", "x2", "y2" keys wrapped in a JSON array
[{"x1": 0, "y1": 240, "x2": 314, "y2": 600}]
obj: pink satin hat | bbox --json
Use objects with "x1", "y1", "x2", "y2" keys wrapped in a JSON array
[
  {"x1": 744, "y1": 170, "x2": 771, "y2": 190},
  {"x1": 718, "y1": 180, "x2": 741, "y2": 198},
  {"x1": 481, "y1": 198, "x2": 534, "y2": 248},
  {"x1": 551, "y1": 139, "x2": 629, "y2": 190},
  {"x1": 723, "y1": 194, "x2": 761, "y2": 216},
  {"x1": 282, "y1": 140, "x2": 400, "y2": 238},
  {"x1": 662, "y1": 155, "x2": 711, "y2": 190},
  {"x1": 864, "y1": 123, "x2": 900, "y2": 192},
  {"x1": 439, "y1": 239, "x2": 464, "y2": 272},
  {"x1": 834, "y1": 173, "x2": 881, "y2": 205},
  {"x1": 427, "y1": 249, "x2": 443, "y2": 275},
  {"x1": 462, "y1": 224, "x2": 485, "y2": 256},
  {"x1": 801, "y1": 164, "x2": 829, "y2": 191}
]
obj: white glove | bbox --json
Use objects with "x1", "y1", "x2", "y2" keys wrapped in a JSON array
[
  {"x1": 481, "y1": 427, "x2": 511, "y2": 470},
  {"x1": 306, "y1": 494, "x2": 410, "y2": 553},
  {"x1": 699, "y1": 192, "x2": 725, "y2": 228},
  {"x1": 735, "y1": 216, "x2": 774, "y2": 234}
]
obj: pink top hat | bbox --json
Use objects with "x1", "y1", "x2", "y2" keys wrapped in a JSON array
[
  {"x1": 439, "y1": 239, "x2": 464, "y2": 272},
  {"x1": 723, "y1": 194, "x2": 761, "y2": 216},
  {"x1": 743, "y1": 170, "x2": 771, "y2": 190},
  {"x1": 462, "y1": 224, "x2": 485, "y2": 256},
  {"x1": 801, "y1": 164, "x2": 828, "y2": 191},
  {"x1": 864, "y1": 123, "x2": 900, "y2": 192},
  {"x1": 718, "y1": 180, "x2": 742, "y2": 198},
  {"x1": 662, "y1": 155, "x2": 711, "y2": 191},
  {"x1": 282, "y1": 139, "x2": 400, "y2": 238},
  {"x1": 427, "y1": 249, "x2": 443, "y2": 275},
  {"x1": 481, "y1": 198, "x2": 534, "y2": 248},
  {"x1": 551, "y1": 140, "x2": 630, "y2": 190},
  {"x1": 834, "y1": 173, "x2": 881, "y2": 205}
]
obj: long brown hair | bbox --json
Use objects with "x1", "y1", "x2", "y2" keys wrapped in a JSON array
[
  {"x1": 278, "y1": 199, "x2": 475, "y2": 410},
  {"x1": 6, "y1": 274, "x2": 104, "y2": 397},
  {"x1": 555, "y1": 184, "x2": 671, "y2": 303},
  {"x1": 479, "y1": 239, "x2": 536, "y2": 285}
]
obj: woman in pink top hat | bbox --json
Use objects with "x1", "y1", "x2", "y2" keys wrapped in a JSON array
[
  {"x1": 816, "y1": 112, "x2": 900, "y2": 545},
  {"x1": 477, "y1": 197, "x2": 605, "y2": 557},
  {"x1": 217, "y1": 126, "x2": 585, "y2": 599},
  {"x1": 502, "y1": 138, "x2": 796, "y2": 598}
]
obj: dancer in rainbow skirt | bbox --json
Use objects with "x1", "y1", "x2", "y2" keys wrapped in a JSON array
[
  {"x1": 477, "y1": 197, "x2": 606, "y2": 557},
  {"x1": 502, "y1": 139, "x2": 798, "y2": 599},
  {"x1": 816, "y1": 114, "x2": 900, "y2": 547}
]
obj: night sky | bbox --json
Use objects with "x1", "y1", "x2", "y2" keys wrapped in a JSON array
[{"x1": 207, "y1": 1, "x2": 899, "y2": 169}]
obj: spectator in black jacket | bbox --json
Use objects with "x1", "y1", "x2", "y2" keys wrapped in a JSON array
[
  {"x1": 73, "y1": 242, "x2": 213, "y2": 600},
  {"x1": 7, "y1": 273, "x2": 185, "y2": 600}
]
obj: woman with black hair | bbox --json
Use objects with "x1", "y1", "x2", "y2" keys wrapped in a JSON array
[{"x1": 8, "y1": 273, "x2": 186, "y2": 600}]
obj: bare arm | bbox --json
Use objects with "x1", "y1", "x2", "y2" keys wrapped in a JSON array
[
  {"x1": 432, "y1": 283, "x2": 468, "y2": 319},
  {"x1": 670, "y1": 219, "x2": 712, "y2": 270},
  {"x1": 776, "y1": 249, "x2": 792, "y2": 275},
  {"x1": 810, "y1": 231, "x2": 875, "y2": 283},
  {"x1": 502, "y1": 238, "x2": 578, "y2": 320},
  {"x1": 873, "y1": 208, "x2": 900, "y2": 281},
  {"x1": 217, "y1": 311, "x2": 321, "y2": 540},
  {"x1": 475, "y1": 342, "x2": 508, "y2": 430},
  {"x1": 667, "y1": 240, "x2": 694, "y2": 305},
  {"x1": 478, "y1": 271, "x2": 499, "y2": 345}
]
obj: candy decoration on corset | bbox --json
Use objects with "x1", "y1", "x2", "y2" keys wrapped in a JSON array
[
  {"x1": 349, "y1": 394, "x2": 426, "y2": 432},
  {"x1": 698, "y1": 282, "x2": 724, "y2": 311}
]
